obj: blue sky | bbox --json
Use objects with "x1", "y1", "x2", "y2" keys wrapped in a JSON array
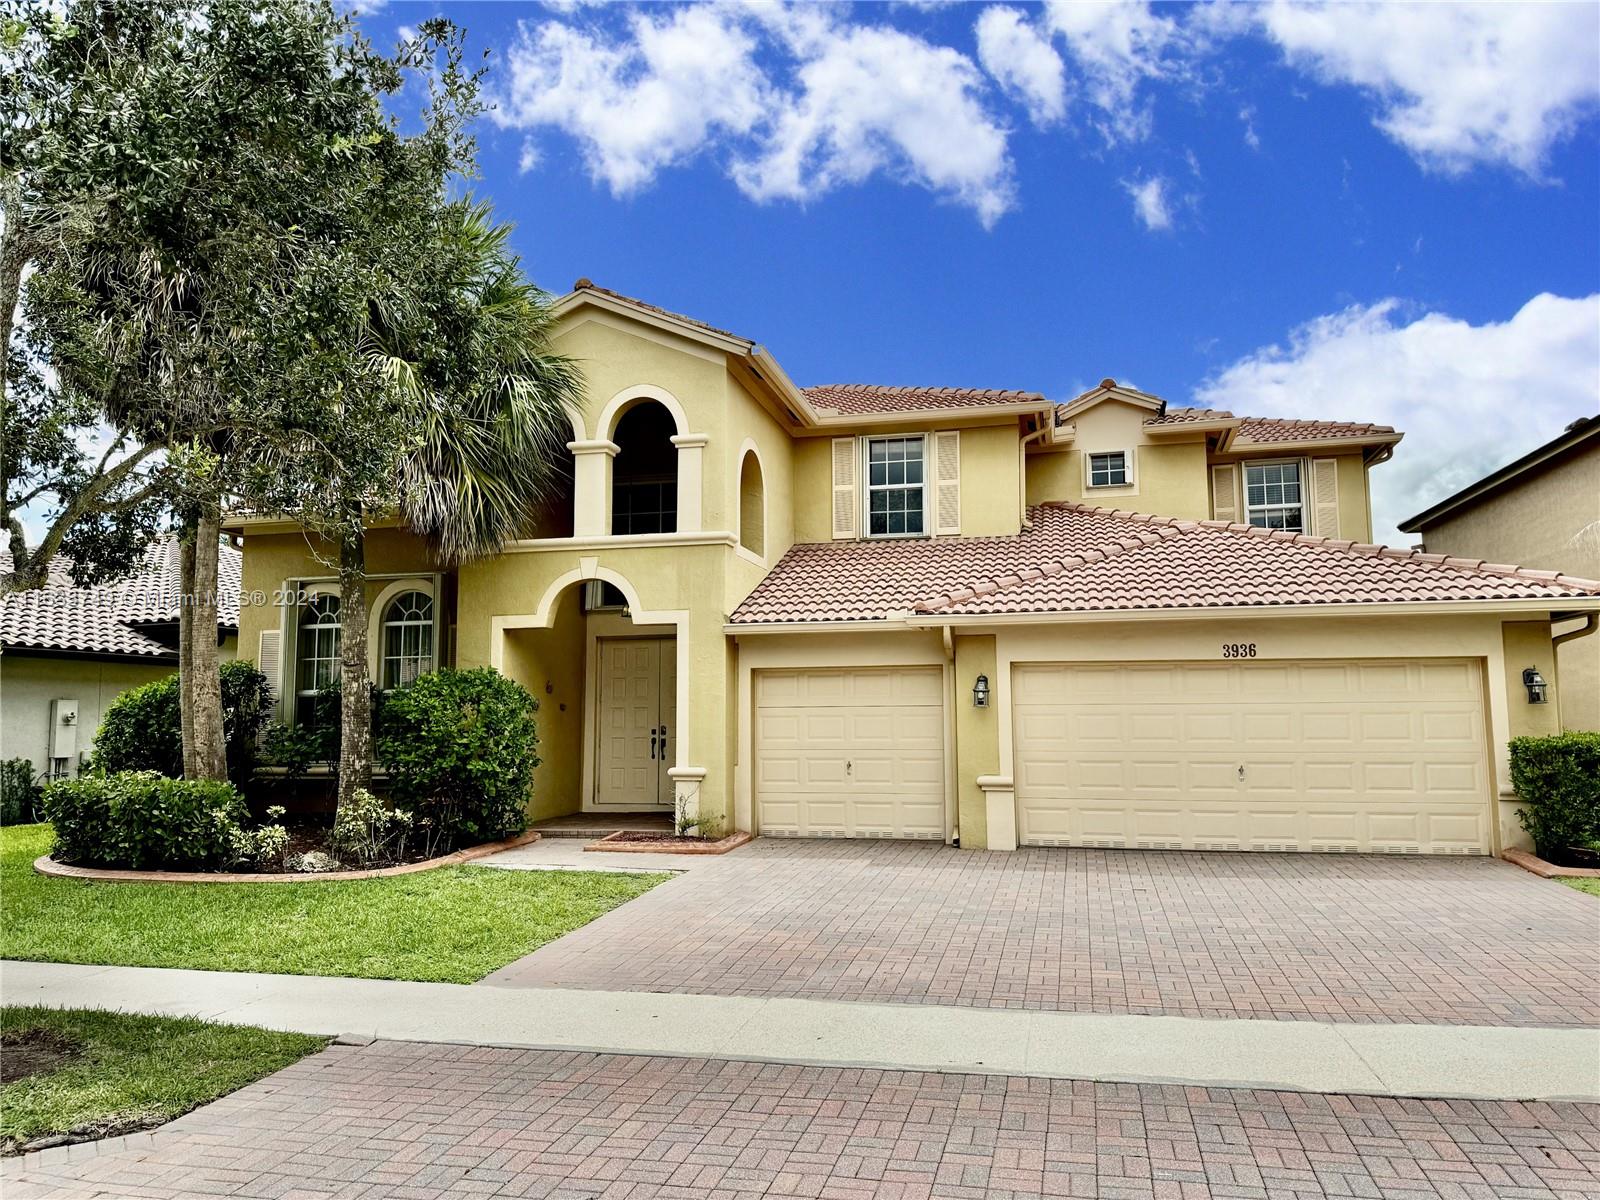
[{"x1": 355, "y1": 1, "x2": 1600, "y2": 546}]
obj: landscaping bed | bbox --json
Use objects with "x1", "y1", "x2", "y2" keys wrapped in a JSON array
[
  {"x1": 2, "y1": 824, "x2": 668, "y2": 984},
  {"x1": 1, "y1": 1006, "x2": 325, "y2": 1154}
]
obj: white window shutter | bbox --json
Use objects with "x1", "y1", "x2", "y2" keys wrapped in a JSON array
[
  {"x1": 1311, "y1": 457, "x2": 1340, "y2": 538},
  {"x1": 257, "y1": 629, "x2": 283, "y2": 706},
  {"x1": 1210, "y1": 463, "x2": 1240, "y2": 523},
  {"x1": 831, "y1": 437, "x2": 858, "y2": 539},
  {"x1": 933, "y1": 431, "x2": 961, "y2": 535}
]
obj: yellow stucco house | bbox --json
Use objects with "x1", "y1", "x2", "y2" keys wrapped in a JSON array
[{"x1": 227, "y1": 283, "x2": 1600, "y2": 856}]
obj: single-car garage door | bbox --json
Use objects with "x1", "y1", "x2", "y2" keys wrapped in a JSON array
[
  {"x1": 756, "y1": 667, "x2": 945, "y2": 838},
  {"x1": 1014, "y1": 659, "x2": 1491, "y2": 854}
]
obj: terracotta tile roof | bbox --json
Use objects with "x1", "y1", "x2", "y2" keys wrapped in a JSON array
[
  {"x1": 729, "y1": 505, "x2": 1600, "y2": 625},
  {"x1": 1057, "y1": 404, "x2": 1399, "y2": 444},
  {"x1": 1233, "y1": 414, "x2": 1398, "y2": 444},
  {"x1": 1, "y1": 536, "x2": 241, "y2": 657},
  {"x1": 570, "y1": 279, "x2": 752, "y2": 346},
  {"x1": 805, "y1": 384, "x2": 1051, "y2": 417},
  {"x1": 1142, "y1": 406, "x2": 1235, "y2": 426}
]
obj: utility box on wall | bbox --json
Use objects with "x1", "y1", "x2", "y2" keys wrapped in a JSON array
[{"x1": 48, "y1": 698, "x2": 79, "y2": 761}]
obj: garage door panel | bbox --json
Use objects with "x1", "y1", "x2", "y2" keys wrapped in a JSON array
[
  {"x1": 756, "y1": 668, "x2": 946, "y2": 841},
  {"x1": 1015, "y1": 659, "x2": 1490, "y2": 855}
]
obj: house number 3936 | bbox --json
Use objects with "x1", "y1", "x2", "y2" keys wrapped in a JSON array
[{"x1": 1221, "y1": 642, "x2": 1257, "y2": 658}]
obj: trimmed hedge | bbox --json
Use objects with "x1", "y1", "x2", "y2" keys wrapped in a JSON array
[
  {"x1": 1, "y1": 758, "x2": 43, "y2": 825},
  {"x1": 1510, "y1": 731, "x2": 1600, "y2": 864},
  {"x1": 93, "y1": 661, "x2": 273, "y2": 785},
  {"x1": 376, "y1": 668, "x2": 538, "y2": 854},
  {"x1": 44, "y1": 772, "x2": 249, "y2": 870}
]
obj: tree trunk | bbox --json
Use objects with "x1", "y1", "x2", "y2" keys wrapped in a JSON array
[
  {"x1": 185, "y1": 511, "x2": 229, "y2": 781},
  {"x1": 336, "y1": 522, "x2": 372, "y2": 810},
  {"x1": 178, "y1": 515, "x2": 198, "y2": 778}
]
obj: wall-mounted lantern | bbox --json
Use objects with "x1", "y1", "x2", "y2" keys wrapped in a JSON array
[
  {"x1": 1522, "y1": 667, "x2": 1549, "y2": 704},
  {"x1": 972, "y1": 673, "x2": 990, "y2": 708}
]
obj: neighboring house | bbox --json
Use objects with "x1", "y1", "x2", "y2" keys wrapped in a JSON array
[
  {"x1": 1401, "y1": 415, "x2": 1600, "y2": 733},
  {"x1": 0, "y1": 537, "x2": 240, "y2": 779},
  {"x1": 227, "y1": 282, "x2": 1600, "y2": 856}
]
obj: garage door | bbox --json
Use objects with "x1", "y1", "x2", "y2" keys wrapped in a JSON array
[
  {"x1": 755, "y1": 667, "x2": 945, "y2": 838},
  {"x1": 1013, "y1": 659, "x2": 1490, "y2": 854}
]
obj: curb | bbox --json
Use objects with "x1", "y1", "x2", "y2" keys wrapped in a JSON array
[
  {"x1": 584, "y1": 831, "x2": 753, "y2": 856},
  {"x1": 33, "y1": 831, "x2": 540, "y2": 884},
  {"x1": 1502, "y1": 847, "x2": 1600, "y2": 879}
]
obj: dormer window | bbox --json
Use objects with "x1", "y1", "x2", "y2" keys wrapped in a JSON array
[
  {"x1": 866, "y1": 435, "x2": 926, "y2": 537},
  {"x1": 1087, "y1": 450, "x2": 1131, "y2": 488}
]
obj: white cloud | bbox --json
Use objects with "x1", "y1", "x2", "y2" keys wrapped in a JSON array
[
  {"x1": 733, "y1": 23, "x2": 1013, "y2": 227},
  {"x1": 1123, "y1": 175, "x2": 1172, "y2": 230},
  {"x1": 494, "y1": 5, "x2": 1014, "y2": 225},
  {"x1": 1042, "y1": 0, "x2": 1185, "y2": 142},
  {"x1": 1196, "y1": 294, "x2": 1600, "y2": 546},
  {"x1": 975, "y1": 6, "x2": 1066, "y2": 126},
  {"x1": 1239, "y1": 0, "x2": 1600, "y2": 176},
  {"x1": 517, "y1": 137, "x2": 540, "y2": 174},
  {"x1": 494, "y1": 6, "x2": 770, "y2": 195}
]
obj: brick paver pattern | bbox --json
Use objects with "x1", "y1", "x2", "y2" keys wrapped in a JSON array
[
  {"x1": 485, "y1": 841, "x2": 1600, "y2": 1027},
  {"x1": 6, "y1": 1041, "x2": 1598, "y2": 1199}
]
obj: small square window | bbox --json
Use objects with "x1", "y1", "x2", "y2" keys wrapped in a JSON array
[
  {"x1": 1243, "y1": 460, "x2": 1305, "y2": 532},
  {"x1": 1087, "y1": 451, "x2": 1130, "y2": 488}
]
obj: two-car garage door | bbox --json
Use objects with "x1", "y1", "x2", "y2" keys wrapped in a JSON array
[{"x1": 1013, "y1": 659, "x2": 1492, "y2": 854}]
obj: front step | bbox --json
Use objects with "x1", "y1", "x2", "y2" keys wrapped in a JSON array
[{"x1": 528, "y1": 813, "x2": 674, "y2": 839}]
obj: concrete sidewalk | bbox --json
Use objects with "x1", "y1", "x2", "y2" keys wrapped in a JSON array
[{"x1": 5, "y1": 959, "x2": 1596, "y2": 1103}]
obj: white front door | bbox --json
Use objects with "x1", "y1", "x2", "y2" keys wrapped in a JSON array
[{"x1": 594, "y1": 637, "x2": 676, "y2": 809}]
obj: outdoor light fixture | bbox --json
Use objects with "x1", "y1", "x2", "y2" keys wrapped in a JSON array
[
  {"x1": 972, "y1": 674, "x2": 990, "y2": 708},
  {"x1": 1522, "y1": 667, "x2": 1549, "y2": 704}
]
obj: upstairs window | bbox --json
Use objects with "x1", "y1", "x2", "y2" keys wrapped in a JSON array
[
  {"x1": 380, "y1": 591, "x2": 434, "y2": 690},
  {"x1": 1244, "y1": 460, "x2": 1304, "y2": 531},
  {"x1": 612, "y1": 402, "x2": 678, "y2": 535},
  {"x1": 866, "y1": 435, "x2": 925, "y2": 537},
  {"x1": 1087, "y1": 450, "x2": 1130, "y2": 487}
]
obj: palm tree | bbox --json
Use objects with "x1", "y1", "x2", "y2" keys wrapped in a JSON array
[{"x1": 331, "y1": 201, "x2": 583, "y2": 809}]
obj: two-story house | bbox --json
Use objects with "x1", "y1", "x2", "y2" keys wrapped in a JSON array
[{"x1": 228, "y1": 282, "x2": 1600, "y2": 856}]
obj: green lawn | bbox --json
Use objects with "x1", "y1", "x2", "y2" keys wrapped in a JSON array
[
  {"x1": 1, "y1": 824, "x2": 667, "y2": 983},
  {"x1": 2, "y1": 1006, "x2": 325, "y2": 1148},
  {"x1": 1560, "y1": 877, "x2": 1600, "y2": 897}
]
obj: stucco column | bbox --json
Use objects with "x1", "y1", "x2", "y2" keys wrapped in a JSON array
[
  {"x1": 670, "y1": 433, "x2": 709, "y2": 533},
  {"x1": 568, "y1": 440, "x2": 618, "y2": 537}
]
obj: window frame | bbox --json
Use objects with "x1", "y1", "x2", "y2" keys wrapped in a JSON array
[
  {"x1": 862, "y1": 433, "x2": 928, "y2": 539},
  {"x1": 1242, "y1": 458, "x2": 1307, "y2": 532},
  {"x1": 1084, "y1": 449, "x2": 1133, "y2": 489},
  {"x1": 294, "y1": 589, "x2": 342, "y2": 728},
  {"x1": 379, "y1": 590, "x2": 435, "y2": 691}
]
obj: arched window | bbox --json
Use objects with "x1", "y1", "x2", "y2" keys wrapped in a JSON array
[
  {"x1": 611, "y1": 402, "x2": 678, "y2": 534},
  {"x1": 738, "y1": 449, "x2": 765, "y2": 557},
  {"x1": 380, "y1": 590, "x2": 434, "y2": 689},
  {"x1": 296, "y1": 593, "x2": 341, "y2": 726}
]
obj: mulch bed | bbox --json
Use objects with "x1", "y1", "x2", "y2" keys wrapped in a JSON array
[{"x1": 0, "y1": 1028, "x2": 82, "y2": 1085}]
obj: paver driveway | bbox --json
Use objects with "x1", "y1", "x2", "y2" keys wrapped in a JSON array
[
  {"x1": 485, "y1": 840, "x2": 1600, "y2": 1027},
  {"x1": 7, "y1": 1040, "x2": 1598, "y2": 1199}
]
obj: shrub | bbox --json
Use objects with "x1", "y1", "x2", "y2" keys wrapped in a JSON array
[
  {"x1": 376, "y1": 668, "x2": 538, "y2": 854},
  {"x1": 1, "y1": 759, "x2": 42, "y2": 826},
  {"x1": 92, "y1": 661, "x2": 273, "y2": 785},
  {"x1": 1511, "y1": 732, "x2": 1600, "y2": 864},
  {"x1": 43, "y1": 772, "x2": 250, "y2": 870},
  {"x1": 229, "y1": 806, "x2": 291, "y2": 871},
  {"x1": 329, "y1": 787, "x2": 412, "y2": 867}
]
